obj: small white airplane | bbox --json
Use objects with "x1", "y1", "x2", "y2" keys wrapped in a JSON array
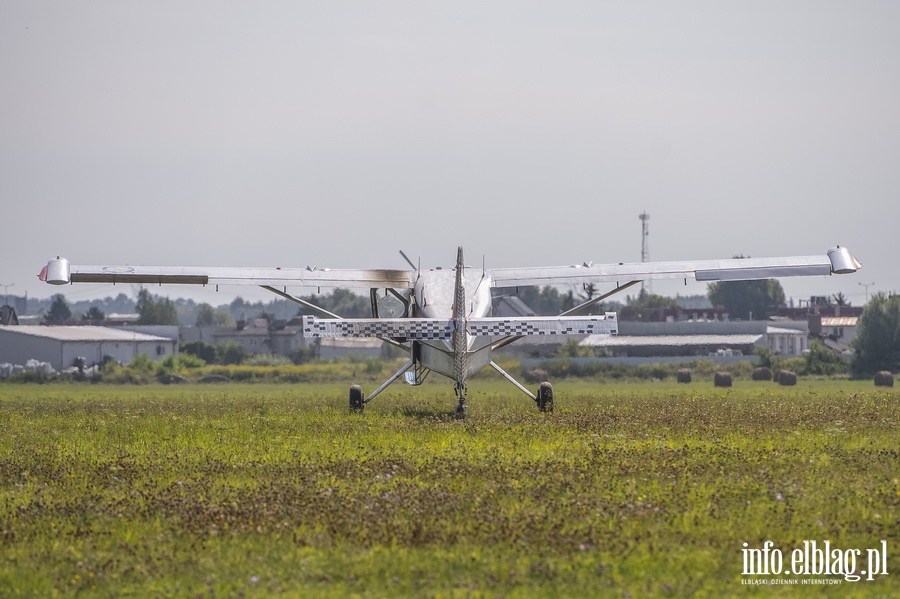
[{"x1": 40, "y1": 245, "x2": 860, "y2": 416}]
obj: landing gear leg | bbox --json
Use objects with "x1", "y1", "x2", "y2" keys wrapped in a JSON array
[
  {"x1": 349, "y1": 385, "x2": 364, "y2": 412},
  {"x1": 455, "y1": 382, "x2": 468, "y2": 419},
  {"x1": 537, "y1": 382, "x2": 554, "y2": 413}
]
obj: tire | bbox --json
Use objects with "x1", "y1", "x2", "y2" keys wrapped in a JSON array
[
  {"x1": 537, "y1": 382, "x2": 554, "y2": 413},
  {"x1": 349, "y1": 385, "x2": 364, "y2": 411}
]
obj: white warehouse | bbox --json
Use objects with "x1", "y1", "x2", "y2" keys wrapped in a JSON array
[{"x1": 0, "y1": 326, "x2": 177, "y2": 371}]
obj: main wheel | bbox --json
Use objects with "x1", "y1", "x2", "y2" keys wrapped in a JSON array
[
  {"x1": 537, "y1": 382, "x2": 554, "y2": 413},
  {"x1": 349, "y1": 385, "x2": 365, "y2": 411}
]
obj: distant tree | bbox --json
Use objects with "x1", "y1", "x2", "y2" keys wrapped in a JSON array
[
  {"x1": 219, "y1": 342, "x2": 246, "y2": 365},
  {"x1": 44, "y1": 294, "x2": 72, "y2": 324},
  {"x1": 195, "y1": 303, "x2": 234, "y2": 327},
  {"x1": 535, "y1": 286, "x2": 562, "y2": 314},
  {"x1": 292, "y1": 288, "x2": 370, "y2": 318},
  {"x1": 852, "y1": 293, "x2": 900, "y2": 375},
  {"x1": 82, "y1": 306, "x2": 106, "y2": 322},
  {"x1": 832, "y1": 292, "x2": 849, "y2": 306},
  {"x1": 181, "y1": 340, "x2": 219, "y2": 364},
  {"x1": 136, "y1": 289, "x2": 179, "y2": 325},
  {"x1": 554, "y1": 338, "x2": 601, "y2": 358},
  {"x1": 707, "y1": 277, "x2": 785, "y2": 320},
  {"x1": 579, "y1": 283, "x2": 598, "y2": 302},
  {"x1": 559, "y1": 289, "x2": 575, "y2": 313},
  {"x1": 805, "y1": 338, "x2": 849, "y2": 376},
  {"x1": 753, "y1": 344, "x2": 778, "y2": 370},
  {"x1": 628, "y1": 289, "x2": 679, "y2": 310}
]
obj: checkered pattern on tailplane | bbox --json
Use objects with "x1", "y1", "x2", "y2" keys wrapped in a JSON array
[
  {"x1": 303, "y1": 316, "x2": 454, "y2": 339},
  {"x1": 466, "y1": 313, "x2": 618, "y2": 337}
]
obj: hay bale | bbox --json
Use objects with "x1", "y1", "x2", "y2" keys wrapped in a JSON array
[
  {"x1": 874, "y1": 371, "x2": 894, "y2": 387},
  {"x1": 752, "y1": 367, "x2": 773, "y2": 381},
  {"x1": 714, "y1": 372, "x2": 733, "y2": 388},
  {"x1": 778, "y1": 370, "x2": 797, "y2": 386},
  {"x1": 676, "y1": 368, "x2": 692, "y2": 384}
]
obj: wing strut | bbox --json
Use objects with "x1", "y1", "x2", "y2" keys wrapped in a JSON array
[
  {"x1": 365, "y1": 360, "x2": 415, "y2": 403},
  {"x1": 489, "y1": 361, "x2": 536, "y2": 400},
  {"x1": 261, "y1": 285, "x2": 342, "y2": 319},
  {"x1": 561, "y1": 280, "x2": 641, "y2": 317}
]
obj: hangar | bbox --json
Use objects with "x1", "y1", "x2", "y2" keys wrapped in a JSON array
[{"x1": 0, "y1": 325, "x2": 177, "y2": 371}]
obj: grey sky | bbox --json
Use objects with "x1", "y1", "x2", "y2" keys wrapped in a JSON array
[{"x1": 2, "y1": 2, "x2": 897, "y2": 307}]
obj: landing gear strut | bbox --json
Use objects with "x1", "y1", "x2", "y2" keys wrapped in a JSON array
[
  {"x1": 455, "y1": 382, "x2": 468, "y2": 419},
  {"x1": 537, "y1": 382, "x2": 554, "y2": 413}
]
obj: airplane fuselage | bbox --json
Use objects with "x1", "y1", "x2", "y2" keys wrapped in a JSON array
[{"x1": 410, "y1": 261, "x2": 494, "y2": 383}]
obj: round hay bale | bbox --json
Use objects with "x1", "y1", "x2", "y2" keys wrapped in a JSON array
[
  {"x1": 752, "y1": 367, "x2": 773, "y2": 381},
  {"x1": 874, "y1": 370, "x2": 894, "y2": 387},
  {"x1": 676, "y1": 368, "x2": 692, "y2": 384},
  {"x1": 714, "y1": 372, "x2": 732, "y2": 388},
  {"x1": 778, "y1": 370, "x2": 797, "y2": 386}
]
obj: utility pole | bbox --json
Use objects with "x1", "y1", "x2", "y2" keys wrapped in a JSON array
[
  {"x1": 639, "y1": 212, "x2": 650, "y2": 294},
  {"x1": 858, "y1": 281, "x2": 875, "y2": 303}
]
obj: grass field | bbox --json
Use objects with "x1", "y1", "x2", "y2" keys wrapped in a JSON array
[{"x1": 0, "y1": 379, "x2": 897, "y2": 597}]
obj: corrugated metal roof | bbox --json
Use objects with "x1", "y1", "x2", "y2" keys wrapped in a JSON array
[
  {"x1": 766, "y1": 326, "x2": 807, "y2": 335},
  {"x1": 1, "y1": 325, "x2": 173, "y2": 342},
  {"x1": 821, "y1": 317, "x2": 858, "y2": 327}
]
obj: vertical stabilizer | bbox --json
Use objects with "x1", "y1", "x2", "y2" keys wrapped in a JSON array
[{"x1": 451, "y1": 247, "x2": 468, "y2": 411}]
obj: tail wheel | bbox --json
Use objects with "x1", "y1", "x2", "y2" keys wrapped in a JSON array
[
  {"x1": 349, "y1": 385, "x2": 365, "y2": 411},
  {"x1": 537, "y1": 382, "x2": 554, "y2": 413}
]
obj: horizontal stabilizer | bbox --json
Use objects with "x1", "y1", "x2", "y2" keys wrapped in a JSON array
[
  {"x1": 466, "y1": 314, "x2": 617, "y2": 337},
  {"x1": 303, "y1": 316, "x2": 453, "y2": 339},
  {"x1": 302, "y1": 314, "x2": 618, "y2": 339}
]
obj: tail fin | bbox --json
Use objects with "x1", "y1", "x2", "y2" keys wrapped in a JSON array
[{"x1": 452, "y1": 246, "x2": 468, "y2": 397}]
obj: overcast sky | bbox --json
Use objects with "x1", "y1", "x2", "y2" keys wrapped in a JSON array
[{"x1": 2, "y1": 1, "x2": 897, "y2": 308}]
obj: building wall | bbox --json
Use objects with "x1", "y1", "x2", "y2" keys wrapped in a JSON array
[
  {"x1": 766, "y1": 330, "x2": 809, "y2": 356},
  {"x1": 822, "y1": 325, "x2": 857, "y2": 345},
  {"x1": 0, "y1": 328, "x2": 176, "y2": 370},
  {"x1": 180, "y1": 325, "x2": 307, "y2": 356},
  {"x1": 61, "y1": 340, "x2": 175, "y2": 368},
  {"x1": 212, "y1": 331, "x2": 272, "y2": 354},
  {"x1": 0, "y1": 330, "x2": 61, "y2": 367},
  {"x1": 269, "y1": 329, "x2": 306, "y2": 355}
]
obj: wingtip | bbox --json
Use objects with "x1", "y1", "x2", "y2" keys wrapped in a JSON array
[{"x1": 827, "y1": 246, "x2": 861, "y2": 274}]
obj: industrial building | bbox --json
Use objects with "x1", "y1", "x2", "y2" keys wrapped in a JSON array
[
  {"x1": 580, "y1": 320, "x2": 810, "y2": 358},
  {"x1": 0, "y1": 325, "x2": 177, "y2": 371}
]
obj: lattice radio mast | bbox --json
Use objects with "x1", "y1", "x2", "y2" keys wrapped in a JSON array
[{"x1": 639, "y1": 211, "x2": 651, "y2": 294}]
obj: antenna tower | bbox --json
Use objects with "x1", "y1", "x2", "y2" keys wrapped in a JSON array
[{"x1": 639, "y1": 212, "x2": 651, "y2": 293}]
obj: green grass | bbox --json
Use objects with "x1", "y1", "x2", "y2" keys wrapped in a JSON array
[{"x1": 0, "y1": 380, "x2": 897, "y2": 597}]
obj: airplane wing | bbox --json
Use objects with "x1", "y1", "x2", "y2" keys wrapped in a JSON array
[
  {"x1": 39, "y1": 258, "x2": 415, "y2": 289},
  {"x1": 490, "y1": 246, "x2": 860, "y2": 288}
]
